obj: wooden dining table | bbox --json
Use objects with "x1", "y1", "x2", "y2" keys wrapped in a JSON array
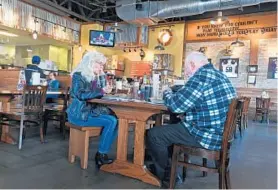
[
  {"x1": 0, "y1": 89, "x2": 68, "y2": 144},
  {"x1": 88, "y1": 99, "x2": 167, "y2": 187}
]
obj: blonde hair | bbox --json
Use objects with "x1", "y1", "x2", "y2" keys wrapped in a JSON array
[{"x1": 71, "y1": 51, "x2": 106, "y2": 82}]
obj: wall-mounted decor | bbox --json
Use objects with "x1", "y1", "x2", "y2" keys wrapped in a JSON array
[
  {"x1": 247, "y1": 65, "x2": 258, "y2": 73},
  {"x1": 157, "y1": 29, "x2": 173, "y2": 46},
  {"x1": 248, "y1": 75, "x2": 256, "y2": 84},
  {"x1": 219, "y1": 58, "x2": 239, "y2": 78},
  {"x1": 153, "y1": 54, "x2": 174, "y2": 71},
  {"x1": 267, "y1": 57, "x2": 277, "y2": 79}
]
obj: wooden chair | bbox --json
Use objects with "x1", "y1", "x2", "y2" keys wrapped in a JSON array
[
  {"x1": 43, "y1": 87, "x2": 70, "y2": 138},
  {"x1": 254, "y1": 97, "x2": 271, "y2": 124},
  {"x1": 241, "y1": 97, "x2": 251, "y2": 129},
  {"x1": 234, "y1": 98, "x2": 244, "y2": 138},
  {"x1": 169, "y1": 99, "x2": 239, "y2": 189},
  {"x1": 0, "y1": 85, "x2": 47, "y2": 149},
  {"x1": 66, "y1": 122, "x2": 102, "y2": 169}
]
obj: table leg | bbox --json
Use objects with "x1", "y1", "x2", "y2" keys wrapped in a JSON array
[
  {"x1": 155, "y1": 114, "x2": 162, "y2": 127},
  {"x1": 101, "y1": 119, "x2": 161, "y2": 187},
  {"x1": 0, "y1": 95, "x2": 15, "y2": 144},
  {"x1": 1, "y1": 125, "x2": 17, "y2": 145}
]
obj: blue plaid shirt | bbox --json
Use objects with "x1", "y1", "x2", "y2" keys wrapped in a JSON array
[{"x1": 163, "y1": 63, "x2": 236, "y2": 150}]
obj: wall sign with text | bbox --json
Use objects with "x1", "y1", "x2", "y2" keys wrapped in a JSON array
[{"x1": 186, "y1": 13, "x2": 277, "y2": 41}]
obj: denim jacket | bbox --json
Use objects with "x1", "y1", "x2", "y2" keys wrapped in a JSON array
[{"x1": 66, "y1": 72, "x2": 106, "y2": 121}]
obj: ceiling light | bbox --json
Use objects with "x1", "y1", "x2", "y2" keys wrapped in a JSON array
[
  {"x1": 210, "y1": 11, "x2": 228, "y2": 25},
  {"x1": 32, "y1": 31, "x2": 38, "y2": 40},
  {"x1": 27, "y1": 47, "x2": 33, "y2": 52},
  {"x1": 0, "y1": 30, "x2": 18, "y2": 37},
  {"x1": 231, "y1": 39, "x2": 245, "y2": 47},
  {"x1": 154, "y1": 43, "x2": 165, "y2": 51}
]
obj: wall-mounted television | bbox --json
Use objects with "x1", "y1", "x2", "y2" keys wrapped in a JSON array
[{"x1": 89, "y1": 30, "x2": 115, "y2": 47}]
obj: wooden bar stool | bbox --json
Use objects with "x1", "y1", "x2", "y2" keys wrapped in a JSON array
[{"x1": 66, "y1": 122, "x2": 102, "y2": 169}]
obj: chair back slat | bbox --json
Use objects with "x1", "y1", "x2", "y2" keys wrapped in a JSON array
[
  {"x1": 22, "y1": 85, "x2": 47, "y2": 114},
  {"x1": 242, "y1": 97, "x2": 251, "y2": 113},
  {"x1": 222, "y1": 99, "x2": 239, "y2": 146}
]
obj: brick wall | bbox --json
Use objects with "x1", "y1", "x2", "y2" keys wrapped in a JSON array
[
  {"x1": 185, "y1": 38, "x2": 278, "y2": 89},
  {"x1": 256, "y1": 38, "x2": 278, "y2": 89},
  {"x1": 185, "y1": 40, "x2": 251, "y2": 88}
]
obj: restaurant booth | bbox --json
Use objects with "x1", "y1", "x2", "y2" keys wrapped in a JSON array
[{"x1": 0, "y1": 0, "x2": 277, "y2": 189}]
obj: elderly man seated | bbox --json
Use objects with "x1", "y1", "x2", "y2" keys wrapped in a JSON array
[{"x1": 146, "y1": 51, "x2": 236, "y2": 186}]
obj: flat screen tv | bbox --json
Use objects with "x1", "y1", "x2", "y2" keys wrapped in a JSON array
[{"x1": 89, "y1": 30, "x2": 115, "y2": 47}]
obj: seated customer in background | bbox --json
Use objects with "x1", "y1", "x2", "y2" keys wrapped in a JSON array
[
  {"x1": 46, "y1": 72, "x2": 60, "y2": 103},
  {"x1": 146, "y1": 51, "x2": 236, "y2": 185},
  {"x1": 66, "y1": 51, "x2": 117, "y2": 169},
  {"x1": 25, "y1": 55, "x2": 46, "y2": 85}
]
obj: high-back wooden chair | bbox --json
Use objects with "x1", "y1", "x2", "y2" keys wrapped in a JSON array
[
  {"x1": 0, "y1": 85, "x2": 47, "y2": 149},
  {"x1": 241, "y1": 97, "x2": 251, "y2": 129},
  {"x1": 169, "y1": 99, "x2": 239, "y2": 189},
  {"x1": 254, "y1": 97, "x2": 271, "y2": 124}
]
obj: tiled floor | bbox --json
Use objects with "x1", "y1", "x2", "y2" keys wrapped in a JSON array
[{"x1": 0, "y1": 119, "x2": 277, "y2": 189}]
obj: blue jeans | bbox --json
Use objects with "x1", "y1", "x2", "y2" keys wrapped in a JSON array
[{"x1": 68, "y1": 114, "x2": 118, "y2": 154}]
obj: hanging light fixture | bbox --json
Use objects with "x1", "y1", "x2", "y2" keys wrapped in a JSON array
[
  {"x1": 210, "y1": 0, "x2": 228, "y2": 25},
  {"x1": 27, "y1": 47, "x2": 33, "y2": 52},
  {"x1": 32, "y1": 31, "x2": 38, "y2": 40},
  {"x1": 231, "y1": 9, "x2": 245, "y2": 47},
  {"x1": 231, "y1": 39, "x2": 245, "y2": 47},
  {"x1": 110, "y1": 22, "x2": 123, "y2": 33},
  {"x1": 32, "y1": 18, "x2": 38, "y2": 40},
  {"x1": 154, "y1": 43, "x2": 165, "y2": 51}
]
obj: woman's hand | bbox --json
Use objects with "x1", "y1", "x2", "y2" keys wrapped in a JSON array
[{"x1": 102, "y1": 85, "x2": 113, "y2": 94}]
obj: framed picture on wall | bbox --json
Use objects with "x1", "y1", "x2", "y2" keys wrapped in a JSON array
[
  {"x1": 267, "y1": 57, "x2": 278, "y2": 79},
  {"x1": 248, "y1": 75, "x2": 256, "y2": 84},
  {"x1": 219, "y1": 58, "x2": 239, "y2": 78},
  {"x1": 247, "y1": 65, "x2": 258, "y2": 73}
]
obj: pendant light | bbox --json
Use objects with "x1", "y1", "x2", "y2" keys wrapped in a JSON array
[
  {"x1": 32, "y1": 18, "x2": 38, "y2": 40},
  {"x1": 154, "y1": 43, "x2": 165, "y2": 51},
  {"x1": 154, "y1": 0, "x2": 164, "y2": 51},
  {"x1": 231, "y1": 9, "x2": 245, "y2": 47},
  {"x1": 210, "y1": 0, "x2": 229, "y2": 25}
]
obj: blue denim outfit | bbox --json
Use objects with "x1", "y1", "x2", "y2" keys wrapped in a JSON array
[{"x1": 66, "y1": 72, "x2": 118, "y2": 154}]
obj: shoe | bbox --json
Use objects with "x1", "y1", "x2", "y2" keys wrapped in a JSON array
[{"x1": 95, "y1": 152, "x2": 113, "y2": 169}]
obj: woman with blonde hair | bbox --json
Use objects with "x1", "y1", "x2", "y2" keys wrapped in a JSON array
[{"x1": 67, "y1": 51, "x2": 117, "y2": 168}]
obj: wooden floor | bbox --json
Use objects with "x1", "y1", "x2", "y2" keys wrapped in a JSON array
[{"x1": 0, "y1": 115, "x2": 277, "y2": 189}]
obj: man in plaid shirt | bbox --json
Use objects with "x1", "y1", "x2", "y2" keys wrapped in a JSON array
[{"x1": 147, "y1": 51, "x2": 236, "y2": 183}]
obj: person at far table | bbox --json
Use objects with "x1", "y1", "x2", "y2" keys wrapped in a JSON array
[
  {"x1": 146, "y1": 51, "x2": 236, "y2": 186},
  {"x1": 25, "y1": 55, "x2": 46, "y2": 85},
  {"x1": 46, "y1": 71, "x2": 60, "y2": 103},
  {"x1": 66, "y1": 51, "x2": 117, "y2": 169}
]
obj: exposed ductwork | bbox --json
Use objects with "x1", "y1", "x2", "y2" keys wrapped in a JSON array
[{"x1": 116, "y1": 0, "x2": 277, "y2": 25}]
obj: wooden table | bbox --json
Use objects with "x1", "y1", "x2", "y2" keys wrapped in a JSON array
[
  {"x1": 88, "y1": 99, "x2": 167, "y2": 187},
  {"x1": 0, "y1": 89, "x2": 68, "y2": 144}
]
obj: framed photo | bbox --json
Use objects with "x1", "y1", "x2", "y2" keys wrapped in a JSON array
[
  {"x1": 247, "y1": 65, "x2": 258, "y2": 73},
  {"x1": 219, "y1": 58, "x2": 239, "y2": 78},
  {"x1": 267, "y1": 57, "x2": 278, "y2": 79},
  {"x1": 248, "y1": 75, "x2": 256, "y2": 84}
]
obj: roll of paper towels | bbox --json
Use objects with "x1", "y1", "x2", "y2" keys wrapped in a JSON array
[{"x1": 31, "y1": 72, "x2": 41, "y2": 85}]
